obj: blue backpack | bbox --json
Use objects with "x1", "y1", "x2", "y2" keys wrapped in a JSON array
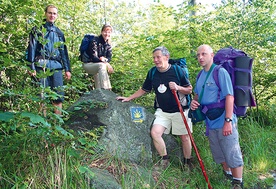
[
  {"x1": 150, "y1": 58, "x2": 192, "y2": 108},
  {"x1": 79, "y1": 34, "x2": 95, "y2": 62},
  {"x1": 197, "y1": 47, "x2": 256, "y2": 117},
  {"x1": 26, "y1": 26, "x2": 64, "y2": 63}
]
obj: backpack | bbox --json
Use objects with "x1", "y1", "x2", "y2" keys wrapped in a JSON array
[
  {"x1": 168, "y1": 58, "x2": 190, "y2": 81},
  {"x1": 197, "y1": 46, "x2": 256, "y2": 117},
  {"x1": 79, "y1": 34, "x2": 95, "y2": 62},
  {"x1": 150, "y1": 58, "x2": 192, "y2": 108},
  {"x1": 26, "y1": 25, "x2": 65, "y2": 64}
]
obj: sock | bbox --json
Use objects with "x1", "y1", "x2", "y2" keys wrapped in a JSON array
[
  {"x1": 224, "y1": 170, "x2": 232, "y2": 175},
  {"x1": 184, "y1": 158, "x2": 191, "y2": 164},
  {"x1": 233, "y1": 177, "x2": 243, "y2": 182},
  {"x1": 162, "y1": 155, "x2": 169, "y2": 160}
]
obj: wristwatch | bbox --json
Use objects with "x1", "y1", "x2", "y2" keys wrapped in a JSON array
[{"x1": 225, "y1": 118, "x2": 232, "y2": 122}]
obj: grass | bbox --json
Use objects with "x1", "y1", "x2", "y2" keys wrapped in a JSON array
[{"x1": 0, "y1": 110, "x2": 275, "y2": 189}]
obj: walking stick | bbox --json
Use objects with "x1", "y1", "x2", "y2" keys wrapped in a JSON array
[{"x1": 172, "y1": 90, "x2": 212, "y2": 189}]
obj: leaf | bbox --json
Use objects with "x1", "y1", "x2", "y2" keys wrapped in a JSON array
[
  {"x1": 78, "y1": 166, "x2": 88, "y2": 174},
  {"x1": 78, "y1": 137, "x2": 87, "y2": 145},
  {"x1": 55, "y1": 126, "x2": 73, "y2": 137},
  {"x1": 0, "y1": 112, "x2": 15, "y2": 122},
  {"x1": 20, "y1": 112, "x2": 47, "y2": 125},
  {"x1": 78, "y1": 166, "x2": 94, "y2": 177},
  {"x1": 67, "y1": 148, "x2": 80, "y2": 158},
  {"x1": 0, "y1": 48, "x2": 7, "y2": 53},
  {"x1": 74, "y1": 106, "x2": 82, "y2": 111}
]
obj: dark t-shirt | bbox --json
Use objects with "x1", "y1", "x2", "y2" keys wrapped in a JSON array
[{"x1": 142, "y1": 64, "x2": 190, "y2": 113}]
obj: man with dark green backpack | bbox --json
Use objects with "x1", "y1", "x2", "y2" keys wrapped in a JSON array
[{"x1": 116, "y1": 46, "x2": 193, "y2": 170}]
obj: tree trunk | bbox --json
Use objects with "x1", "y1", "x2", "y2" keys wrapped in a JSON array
[{"x1": 189, "y1": 0, "x2": 197, "y2": 16}]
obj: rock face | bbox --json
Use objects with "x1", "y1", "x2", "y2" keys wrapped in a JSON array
[
  {"x1": 66, "y1": 89, "x2": 186, "y2": 188},
  {"x1": 89, "y1": 168, "x2": 122, "y2": 189},
  {"x1": 67, "y1": 89, "x2": 155, "y2": 165}
]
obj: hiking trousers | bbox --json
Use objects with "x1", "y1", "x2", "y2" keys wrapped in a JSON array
[{"x1": 82, "y1": 62, "x2": 111, "y2": 90}]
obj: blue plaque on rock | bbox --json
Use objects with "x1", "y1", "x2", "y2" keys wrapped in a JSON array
[{"x1": 130, "y1": 107, "x2": 145, "y2": 123}]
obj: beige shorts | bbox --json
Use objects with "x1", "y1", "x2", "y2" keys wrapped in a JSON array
[{"x1": 153, "y1": 108, "x2": 193, "y2": 135}]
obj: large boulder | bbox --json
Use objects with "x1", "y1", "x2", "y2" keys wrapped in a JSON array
[
  {"x1": 66, "y1": 89, "x2": 155, "y2": 165},
  {"x1": 66, "y1": 89, "x2": 187, "y2": 188}
]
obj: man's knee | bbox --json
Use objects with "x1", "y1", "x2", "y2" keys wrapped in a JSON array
[
  {"x1": 98, "y1": 63, "x2": 107, "y2": 70},
  {"x1": 150, "y1": 127, "x2": 157, "y2": 138},
  {"x1": 151, "y1": 124, "x2": 164, "y2": 138}
]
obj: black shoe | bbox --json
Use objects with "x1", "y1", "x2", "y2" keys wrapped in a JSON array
[
  {"x1": 231, "y1": 179, "x2": 244, "y2": 189},
  {"x1": 223, "y1": 170, "x2": 233, "y2": 181},
  {"x1": 183, "y1": 157, "x2": 194, "y2": 171}
]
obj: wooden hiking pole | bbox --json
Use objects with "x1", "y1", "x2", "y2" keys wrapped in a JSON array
[{"x1": 172, "y1": 90, "x2": 212, "y2": 189}]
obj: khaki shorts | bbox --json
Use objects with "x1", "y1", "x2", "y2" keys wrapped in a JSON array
[{"x1": 153, "y1": 108, "x2": 193, "y2": 135}]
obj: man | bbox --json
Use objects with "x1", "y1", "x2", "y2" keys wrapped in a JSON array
[
  {"x1": 190, "y1": 44, "x2": 244, "y2": 189},
  {"x1": 116, "y1": 46, "x2": 193, "y2": 169},
  {"x1": 27, "y1": 5, "x2": 71, "y2": 115}
]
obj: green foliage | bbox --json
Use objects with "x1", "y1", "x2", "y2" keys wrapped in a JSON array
[
  {"x1": 0, "y1": 0, "x2": 275, "y2": 188},
  {"x1": 238, "y1": 117, "x2": 276, "y2": 188},
  {"x1": 208, "y1": 1, "x2": 276, "y2": 106},
  {"x1": 0, "y1": 115, "x2": 103, "y2": 188},
  {"x1": 250, "y1": 103, "x2": 276, "y2": 127}
]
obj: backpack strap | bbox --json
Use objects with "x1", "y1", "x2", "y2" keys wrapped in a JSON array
[
  {"x1": 151, "y1": 64, "x2": 185, "y2": 82},
  {"x1": 172, "y1": 64, "x2": 182, "y2": 83},
  {"x1": 196, "y1": 69, "x2": 203, "y2": 81},
  {"x1": 149, "y1": 67, "x2": 157, "y2": 81},
  {"x1": 198, "y1": 65, "x2": 226, "y2": 113},
  {"x1": 55, "y1": 27, "x2": 65, "y2": 42},
  {"x1": 205, "y1": 65, "x2": 239, "y2": 114},
  {"x1": 150, "y1": 65, "x2": 191, "y2": 108},
  {"x1": 172, "y1": 64, "x2": 191, "y2": 108},
  {"x1": 212, "y1": 65, "x2": 221, "y2": 91},
  {"x1": 150, "y1": 64, "x2": 181, "y2": 82},
  {"x1": 149, "y1": 67, "x2": 159, "y2": 109}
]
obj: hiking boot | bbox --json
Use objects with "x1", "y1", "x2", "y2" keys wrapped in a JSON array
[
  {"x1": 183, "y1": 157, "x2": 195, "y2": 171},
  {"x1": 153, "y1": 159, "x2": 170, "y2": 171},
  {"x1": 223, "y1": 170, "x2": 233, "y2": 181},
  {"x1": 160, "y1": 159, "x2": 170, "y2": 170},
  {"x1": 231, "y1": 179, "x2": 244, "y2": 189}
]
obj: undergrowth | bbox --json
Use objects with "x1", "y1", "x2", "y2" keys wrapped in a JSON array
[{"x1": 0, "y1": 105, "x2": 275, "y2": 189}]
